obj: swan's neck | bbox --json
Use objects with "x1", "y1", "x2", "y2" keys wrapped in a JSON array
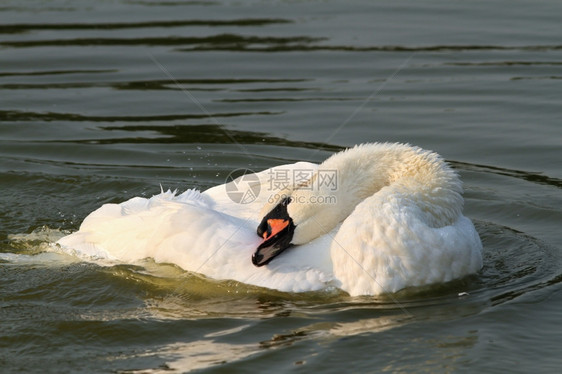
[{"x1": 289, "y1": 143, "x2": 464, "y2": 244}]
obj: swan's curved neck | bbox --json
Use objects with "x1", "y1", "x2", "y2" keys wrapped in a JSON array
[{"x1": 289, "y1": 143, "x2": 463, "y2": 244}]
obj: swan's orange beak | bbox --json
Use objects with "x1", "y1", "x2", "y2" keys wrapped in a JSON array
[
  {"x1": 253, "y1": 197, "x2": 295, "y2": 267},
  {"x1": 261, "y1": 219, "x2": 290, "y2": 241}
]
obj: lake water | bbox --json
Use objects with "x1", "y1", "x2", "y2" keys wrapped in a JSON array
[{"x1": 1, "y1": 0, "x2": 561, "y2": 372}]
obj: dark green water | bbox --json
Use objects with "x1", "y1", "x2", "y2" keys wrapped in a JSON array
[{"x1": 1, "y1": 0, "x2": 561, "y2": 372}]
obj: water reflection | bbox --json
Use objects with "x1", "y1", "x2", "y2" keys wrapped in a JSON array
[
  {"x1": 113, "y1": 314, "x2": 409, "y2": 372},
  {"x1": 113, "y1": 340, "x2": 260, "y2": 373}
]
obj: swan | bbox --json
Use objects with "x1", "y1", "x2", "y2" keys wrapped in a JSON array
[{"x1": 56, "y1": 143, "x2": 483, "y2": 296}]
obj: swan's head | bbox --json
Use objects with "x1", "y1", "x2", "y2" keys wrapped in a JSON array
[
  {"x1": 252, "y1": 196, "x2": 295, "y2": 266},
  {"x1": 252, "y1": 188, "x2": 342, "y2": 267}
]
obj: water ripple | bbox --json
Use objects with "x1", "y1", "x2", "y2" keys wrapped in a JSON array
[
  {"x1": 0, "y1": 78, "x2": 310, "y2": 90},
  {"x1": 0, "y1": 110, "x2": 281, "y2": 122},
  {"x1": 3, "y1": 34, "x2": 560, "y2": 52},
  {"x1": 1, "y1": 34, "x2": 322, "y2": 48},
  {"x1": 0, "y1": 69, "x2": 118, "y2": 77},
  {"x1": 0, "y1": 18, "x2": 291, "y2": 34}
]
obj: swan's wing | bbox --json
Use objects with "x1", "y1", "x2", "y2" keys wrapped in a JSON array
[
  {"x1": 56, "y1": 189, "x2": 212, "y2": 261},
  {"x1": 330, "y1": 188, "x2": 483, "y2": 296},
  {"x1": 56, "y1": 186, "x2": 335, "y2": 293}
]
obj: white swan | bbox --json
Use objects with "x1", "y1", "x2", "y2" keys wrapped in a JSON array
[{"x1": 56, "y1": 143, "x2": 483, "y2": 296}]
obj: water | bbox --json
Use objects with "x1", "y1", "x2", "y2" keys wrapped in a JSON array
[{"x1": 1, "y1": 0, "x2": 561, "y2": 372}]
